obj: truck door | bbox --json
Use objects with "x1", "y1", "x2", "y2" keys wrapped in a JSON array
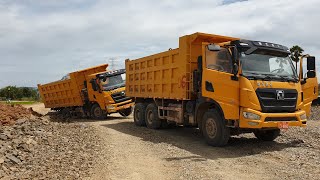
[
  {"x1": 201, "y1": 44, "x2": 240, "y2": 119},
  {"x1": 301, "y1": 57, "x2": 318, "y2": 116}
]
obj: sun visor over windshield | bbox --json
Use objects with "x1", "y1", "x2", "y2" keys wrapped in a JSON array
[
  {"x1": 232, "y1": 40, "x2": 290, "y2": 55},
  {"x1": 96, "y1": 69, "x2": 126, "y2": 79}
]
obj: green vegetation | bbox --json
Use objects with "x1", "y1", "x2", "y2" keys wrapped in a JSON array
[
  {"x1": 0, "y1": 86, "x2": 39, "y2": 101},
  {"x1": 289, "y1": 45, "x2": 304, "y2": 71},
  {"x1": 0, "y1": 101, "x2": 36, "y2": 105}
]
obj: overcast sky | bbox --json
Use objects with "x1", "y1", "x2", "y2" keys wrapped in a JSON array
[{"x1": 0, "y1": 0, "x2": 319, "y2": 87}]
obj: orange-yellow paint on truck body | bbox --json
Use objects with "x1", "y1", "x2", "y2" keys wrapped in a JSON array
[
  {"x1": 38, "y1": 64, "x2": 134, "y2": 119},
  {"x1": 126, "y1": 32, "x2": 318, "y2": 146}
]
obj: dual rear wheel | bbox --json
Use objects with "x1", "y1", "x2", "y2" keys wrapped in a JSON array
[
  {"x1": 133, "y1": 103, "x2": 280, "y2": 146},
  {"x1": 133, "y1": 103, "x2": 166, "y2": 129}
]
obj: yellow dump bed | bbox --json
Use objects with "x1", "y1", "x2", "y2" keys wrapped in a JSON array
[
  {"x1": 38, "y1": 64, "x2": 108, "y2": 108},
  {"x1": 125, "y1": 32, "x2": 238, "y2": 100}
]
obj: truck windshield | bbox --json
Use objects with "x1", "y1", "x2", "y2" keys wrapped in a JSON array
[
  {"x1": 100, "y1": 74, "x2": 126, "y2": 91},
  {"x1": 240, "y1": 51, "x2": 298, "y2": 82}
]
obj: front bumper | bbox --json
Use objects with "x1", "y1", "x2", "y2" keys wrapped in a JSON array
[
  {"x1": 106, "y1": 100, "x2": 134, "y2": 113},
  {"x1": 239, "y1": 107, "x2": 307, "y2": 129}
]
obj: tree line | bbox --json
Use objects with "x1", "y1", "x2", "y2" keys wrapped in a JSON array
[{"x1": 0, "y1": 86, "x2": 39, "y2": 101}]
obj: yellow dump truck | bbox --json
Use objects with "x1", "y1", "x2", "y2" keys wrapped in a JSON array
[
  {"x1": 126, "y1": 32, "x2": 318, "y2": 146},
  {"x1": 38, "y1": 64, "x2": 134, "y2": 119}
]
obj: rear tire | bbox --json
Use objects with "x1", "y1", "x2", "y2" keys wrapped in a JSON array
[
  {"x1": 119, "y1": 107, "x2": 133, "y2": 117},
  {"x1": 91, "y1": 104, "x2": 106, "y2": 120},
  {"x1": 145, "y1": 103, "x2": 161, "y2": 129},
  {"x1": 61, "y1": 108, "x2": 71, "y2": 119},
  {"x1": 254, "y1": 129, "x2": 280, "y2": 141},
  {"x1": 133, "y1": 103, "x2": 146, "y2": 126},
  {"x1": 202, "y1": 110, "x2": 230, "y2": 147}
]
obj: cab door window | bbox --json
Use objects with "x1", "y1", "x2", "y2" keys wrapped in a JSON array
[{"x1": 206, "y1": 47, "x2": 232, "y2": 73}]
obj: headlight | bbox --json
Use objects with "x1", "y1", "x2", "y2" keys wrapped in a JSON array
[
  {"x1": 300, "y1": 113, "x2": 307, "y2": 120},
  {"x1": 107, "y1": 105, "x2": 115, "y2": 110},
  {"x1": 243, "y1": 112, "x2": 261, "y2": 120}
]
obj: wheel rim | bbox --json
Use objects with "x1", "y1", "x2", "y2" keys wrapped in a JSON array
[
  {"x1": 93, "y1": 107, "x2": 102, "y2": 117},
  {"x1": 147, "y1": 110, "x2": 154, "y2": 124},
  {"x1": 206, "y1": 118, "x2": 217, "y2": 139},
  {"x1": 135, "y1": 109, "x2": 140, "y2": 120}
]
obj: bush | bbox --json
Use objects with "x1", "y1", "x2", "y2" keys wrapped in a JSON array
[{"x1": 0, "y1": 86, "x2": 39, "y2": 101}]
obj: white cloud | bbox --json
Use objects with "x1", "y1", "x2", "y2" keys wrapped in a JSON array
[{"x1": 0, "y1": 0, "x2": 319, "y2": 87}]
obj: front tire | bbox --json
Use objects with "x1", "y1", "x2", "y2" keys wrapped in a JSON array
[
  {"x1": 91, "y1": 104, "x2": 106, "y2": 120},
  {"x1": 254, "y1": 129, "x2": 280, "y2": 141},
  {"x1": 202, "y1": 110, "x2": 230, "y2": 147},
  {"x1": 119, "y1": 107, "x2": 133, "y2": 117}
]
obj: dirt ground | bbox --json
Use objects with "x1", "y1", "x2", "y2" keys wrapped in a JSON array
[{"x1": 27, "y1": 104, "x2": 320, "y2": 180}]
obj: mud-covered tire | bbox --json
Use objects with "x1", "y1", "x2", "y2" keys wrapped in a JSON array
[
  {"x1": 90, "y1": 104, "x2": 106, "y2": 120},
  {"x1": 119, "y1": 107, "x2": 133, "y2": 117},
  {"x1": 254, "y1": 129, "x2": 280, "y2": 141},
  {"x1": 61, "y1": 108, "x2": 71, "y2": 119},
  {"x1": 145, "y1": 103, "x2": 161, "y2": 129},
  {"x1": 202, "y1": 110, "x2": 230, "y2": 147},
  {"x1": 133, "y1": 103, "x2": 146, "y2": 126}
]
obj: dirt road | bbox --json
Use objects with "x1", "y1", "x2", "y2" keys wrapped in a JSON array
[
  {"x1": 28, "y1": 104, "x2": 320, "y2": 180},
  {"x1": 89, "y1": 115, "x2": 320, "y2": 180}
]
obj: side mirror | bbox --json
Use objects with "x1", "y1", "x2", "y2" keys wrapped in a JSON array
[
  {"x1": 207, "y1": 44, "x2": 221, "y2": 51},
  {"x1": 231, "y1": 63, "x2": 239, "y2": 81},
  {"x1": 307, "y1": 71, "x2": 316, "y2": 78},
  {"x1": 307, "y1": 56, "x2": 316, "y2": 71},
  {"x1": 231, "y1": 46, "x2": 239, "y2": 63},
  {"x1": 233, "y1": 63, "x2": 239, "y2": 75},
  {"x1": 90, "y1": 79, "x2": 99, "y2": 91}
]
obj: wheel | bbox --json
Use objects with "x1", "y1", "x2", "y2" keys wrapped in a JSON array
[
  {"x1": 90, "y1": 104, "x2": 106, "y2": 120},
  {"x1": 254, "y1": 129, "x2": 280, "y2": 141},
  {"x1": 133, "y1": 103, "x2": 147, "y2": 126},
  {"x1": 145, "y1": 103, "x2": 161, "y2": 129},
  {"x1": 61, "y1": 108, "x2": 71, "y2": 119},
  {"x1": 202, "y1": 110, "x2": 230, "y2": 146},
  {"x1": 119, "y1": 107, "x2": 133, "y2": 117}
]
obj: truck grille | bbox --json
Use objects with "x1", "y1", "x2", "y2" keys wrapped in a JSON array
[
  {"x1": 256, "y1": 88, "x2": 297, "y2": 113},
  {"x1": 111, "y1": 91, "x2": 131, "y2": 103}
]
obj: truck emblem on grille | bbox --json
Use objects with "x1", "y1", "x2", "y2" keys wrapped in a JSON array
[{"x1": 276, "y1": 90, "x2": 285, "y2": 100}]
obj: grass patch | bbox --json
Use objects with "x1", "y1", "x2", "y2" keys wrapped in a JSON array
[{"x1": 0, "y1": 101, "x2": 36, "y2": 105}]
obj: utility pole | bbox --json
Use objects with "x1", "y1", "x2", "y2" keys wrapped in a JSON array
[
  {"x1": 7, "y1": 87, "x2": 11, "y2": 103},
  {"x1": 109, "y1": 57, "x2": 116, "y2": 70}
]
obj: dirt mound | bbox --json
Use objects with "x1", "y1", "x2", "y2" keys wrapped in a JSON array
[
  {"x1": 310, "y1": 105, "x2": 320, "y2": 121},
  {"x1": 0, "y1": 116, "x2": 101, "y2": 179},
  {"x1": 0, "y1": 104, "x2": 32, "y2": 125}
]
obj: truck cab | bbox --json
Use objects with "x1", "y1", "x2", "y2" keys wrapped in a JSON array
[
  {"x1": 87, "y1": 69, "x2": 134, "y2": 118},
  {"x1": 198, "y1": 39, "x2": 317, "y2": 145}
]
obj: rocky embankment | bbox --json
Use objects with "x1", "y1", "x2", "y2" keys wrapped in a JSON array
[{"x1": 0, "y1": 104, "x2": 101, "y2": 179}]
